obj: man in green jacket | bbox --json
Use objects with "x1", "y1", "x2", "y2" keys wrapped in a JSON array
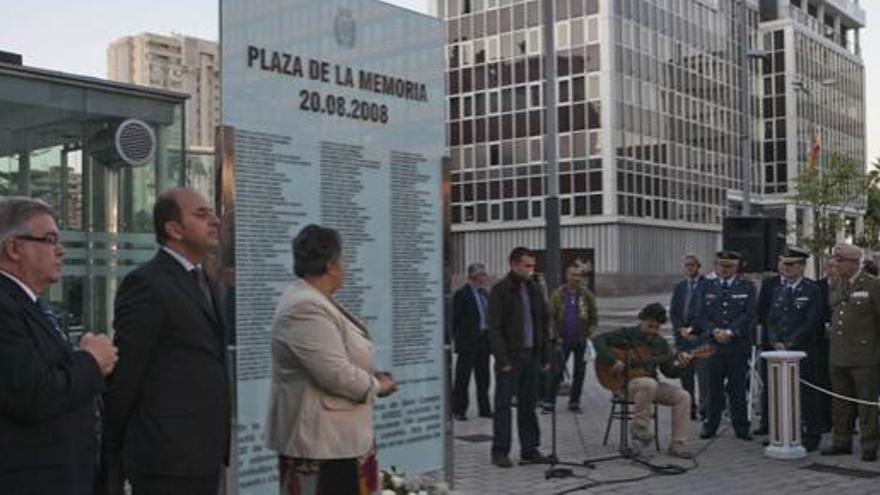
[
  {"x1": 592, "y1": 303, "x2": 694, "y2": 458},
  {"x1": 542, "y1": 264, "x2": 598, "y2": 414},
  {"x1": 821, "y1": 243, "x2": 880, "y2": 462}
]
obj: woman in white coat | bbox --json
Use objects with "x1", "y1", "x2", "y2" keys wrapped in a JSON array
[{"x1": 264, "y1": 224, "x2": 397, "y2": 494}]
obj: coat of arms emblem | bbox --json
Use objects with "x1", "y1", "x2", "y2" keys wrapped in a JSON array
[{"x1": 334, "y1": 8, "x2": 356, "y2": 49}]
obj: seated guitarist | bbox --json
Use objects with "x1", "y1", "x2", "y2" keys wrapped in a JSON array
[{"x1": 592, "y1": 303, "x2": 697, "y2": 458}]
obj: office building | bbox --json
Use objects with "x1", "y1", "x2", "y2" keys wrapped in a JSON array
[
  {"x1": 756, "y1": 0, "x2": 865, "y2": 238},
  {"x1": 108, "y1": 33, "x2": 219, "y2": 197},
  {"x1": 438, "y1": 0, "x2": 865, "y2": 292}
]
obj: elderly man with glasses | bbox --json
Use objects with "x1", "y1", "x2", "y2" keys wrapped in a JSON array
[{"x1": 0, "y1": 197, "x2": 117, "y2": 495}]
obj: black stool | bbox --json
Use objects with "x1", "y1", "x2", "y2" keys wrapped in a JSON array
[{"x1": 602, "y1": 395, "x2": 660, "y2": 451}]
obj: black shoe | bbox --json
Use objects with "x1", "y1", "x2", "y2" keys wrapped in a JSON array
[
  {"x1": 804, "y1": 442, "x2": 819, "y2": 453},
  {"x1": 492, "y1": 454, "x2": 513, "y2": 468},
  {"x1": 862, "y1": 450, "x2": 877, "y2": 462},
  {"x1": 540, "y1": 404, "x2": 554, "y2": 415},
  {"x1": 699, "y1": 428, "x2": 716, "y2": 440},
  {"x1": 821, "y1": 445, "x2": 852, "y2": 456},
  {"x1": 735, "y1": 432, "x2": 753, "y2": 441},
  {"x1": 568, "y1": 403, "x2": 582, "y2": 413},
  {"x1": 753, "y1": 427, "x2": 769, "y2": 436},
  {"x1": 453, "y1": 413, "x2": 467, "y2": 421},
  {"x1": 762, "y1": 439, "x2": 770, "y2": 447},
  {"x1": 520, "y1": 450, "x2": 551, "y2": 464},
  {"x1": 479, "y1": 411, "x2": 493, "y2": 418}
]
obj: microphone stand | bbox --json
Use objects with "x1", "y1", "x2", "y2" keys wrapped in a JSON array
[
  {"x1": 544, "y1": 342, "x2": 596, "y2": 479},
  {"x1": 619, "y1": 341, "x2": 635, "y2": 457},
  {"x1": 544, "y1": 331, "x2": 642, "y2": 481}
]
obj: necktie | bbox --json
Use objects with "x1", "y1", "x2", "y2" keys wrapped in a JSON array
[
  {"x1": 191, "y1": 267, "x2": 215, "y2": 313},
  {"x1": 36, "y1": 299, "x2": 66, "y2": 342},
  {"x1": 477, "y1": 290, "x2": 488, "y2": 331}
]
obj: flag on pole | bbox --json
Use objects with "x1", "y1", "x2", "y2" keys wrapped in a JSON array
[{"x1": 807, "y1": 133, "x2": 822, "y2": 169}]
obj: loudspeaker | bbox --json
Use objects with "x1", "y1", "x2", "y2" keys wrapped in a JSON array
[
  {"x1": 722, "y1": 216, "x2": 786, "y2": 273},
  {"x1": 763, "y1": 217, "x2": 787, "y2": 270}
]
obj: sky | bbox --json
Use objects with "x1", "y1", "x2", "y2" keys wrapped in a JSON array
[{"x1": 0, "y1": 0, "x2": 876, "y2": 165}]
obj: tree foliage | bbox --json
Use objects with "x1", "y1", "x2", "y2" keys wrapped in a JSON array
[
  {"x1": 792, "y1": 153, "x2": 876, "y2": 262},
  {"x1": 857, "y1": 157, "x2": 880, "y2": 251}
]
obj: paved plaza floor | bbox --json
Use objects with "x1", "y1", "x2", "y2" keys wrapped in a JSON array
[{"x1": 448, "y1": 293, "x2": 880, "y2": 494}]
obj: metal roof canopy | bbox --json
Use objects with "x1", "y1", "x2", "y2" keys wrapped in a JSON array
[{"x1": 0, "y1": 62, "x2": 188, "y2": 157}]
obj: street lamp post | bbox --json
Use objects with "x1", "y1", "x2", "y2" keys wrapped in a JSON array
[
  {"x1": 543, "y1": 0, "x2": 561, "y2": 290},
  {"x1": 738, "y1": 1, "x2": 770, "y2": 217}
]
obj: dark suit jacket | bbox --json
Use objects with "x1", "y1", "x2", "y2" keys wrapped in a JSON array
[
  {"x1": 452, "y1": 284, "x2": 489, "y2": 353},
  {"x1": 102, "y1": 249, "x2": 230, "y2": 482},
  {"x1": 0, "y1": 274, "x2": 103, "y2": 495},
  {"x1": 669, "y1": 275, "x2": 704, "y2": 351},
  {"x1": 818, "y1": 278, "x2": 832, "y2": 329},
  {"x1": 756, "y1": 274, "x2": 782, "y2": 327}
]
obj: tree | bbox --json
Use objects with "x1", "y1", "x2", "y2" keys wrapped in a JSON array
[
  {"x1": 856, "y1": 157, "x2": 880, "y2": 251},
  {"x1": 792, "y1": 153, "x2": 875, "y2": 273}
]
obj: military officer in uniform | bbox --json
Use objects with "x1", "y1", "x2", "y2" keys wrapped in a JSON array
[
  {"x1": 821, "y1": 243, "x2": 880, "y2": 462},
  {"x1": 762, "y1": 247, "x2": 823, "y2": 451},
  {"x1": 815, "y1": 257, "x2": 839, "y2": 433},
  {"x1": 696, "y1": 250, "x2": 757, "y2": 441}
]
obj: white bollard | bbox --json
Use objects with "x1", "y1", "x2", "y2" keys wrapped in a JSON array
[{"x1": 761, "y1": 350, "x2": 807, "y2": 459}]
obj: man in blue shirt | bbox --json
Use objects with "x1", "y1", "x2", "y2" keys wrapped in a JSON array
[
  {"x1": 696, "y1": 250, "x2": 757, "y2": 441},
  {"x1": 762, "y1": 246, "x2": 823, "y2": 451},
  {"x1": 487, "y1": 247, "x2": 552, "y2": 468},
  {"x1": 452, "y1": 263, "x2": 493, "y2": 420}
]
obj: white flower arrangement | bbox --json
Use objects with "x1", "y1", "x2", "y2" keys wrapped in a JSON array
[{"x1": 380, "y1": 466, "x2": 451, "y2": 495}]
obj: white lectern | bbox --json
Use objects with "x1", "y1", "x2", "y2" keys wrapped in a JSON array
[{"x1": 761, "y1": 350, "x2": 807, "y2": 459}]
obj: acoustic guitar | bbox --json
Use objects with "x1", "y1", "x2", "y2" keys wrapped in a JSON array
[{"x1": 595, "y1": 344, "x2": 715, "y2": 393}]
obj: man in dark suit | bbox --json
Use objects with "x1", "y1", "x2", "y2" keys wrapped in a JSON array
[
  {"x1": 753, "y1": 263, "x2": 783, "y2": 436},
  {"x1": 815, "y1": 257, "x2": 838, "y2": 434},
  {"x1": 452, "y1": 262, "x2": 492, "y2": 420},
  {"x1": 696, "y1": 250, "x2": 757, "y2": 441},
  {"x1": 101, "y1": 188, "x2": 229, "y2": 495},
  {"x1": 669, "y1": 253, "x2": 706, "y2": 420},
  {"x1": 0, "y1": 197, "x2": 117, "y2": 495}
]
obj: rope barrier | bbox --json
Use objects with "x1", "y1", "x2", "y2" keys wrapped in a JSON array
[{"x1": 799, "y1": 378, "x2": 880, "y2": 407}]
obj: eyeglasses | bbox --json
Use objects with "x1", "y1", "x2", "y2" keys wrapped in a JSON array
[{"x1": 15, "y1": 234, "x2": 61, "y2": 246}]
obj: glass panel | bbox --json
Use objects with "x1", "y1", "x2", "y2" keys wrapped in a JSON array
[{"x1": 0, "y1": 70, "x2": 185, "y2": 341}]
